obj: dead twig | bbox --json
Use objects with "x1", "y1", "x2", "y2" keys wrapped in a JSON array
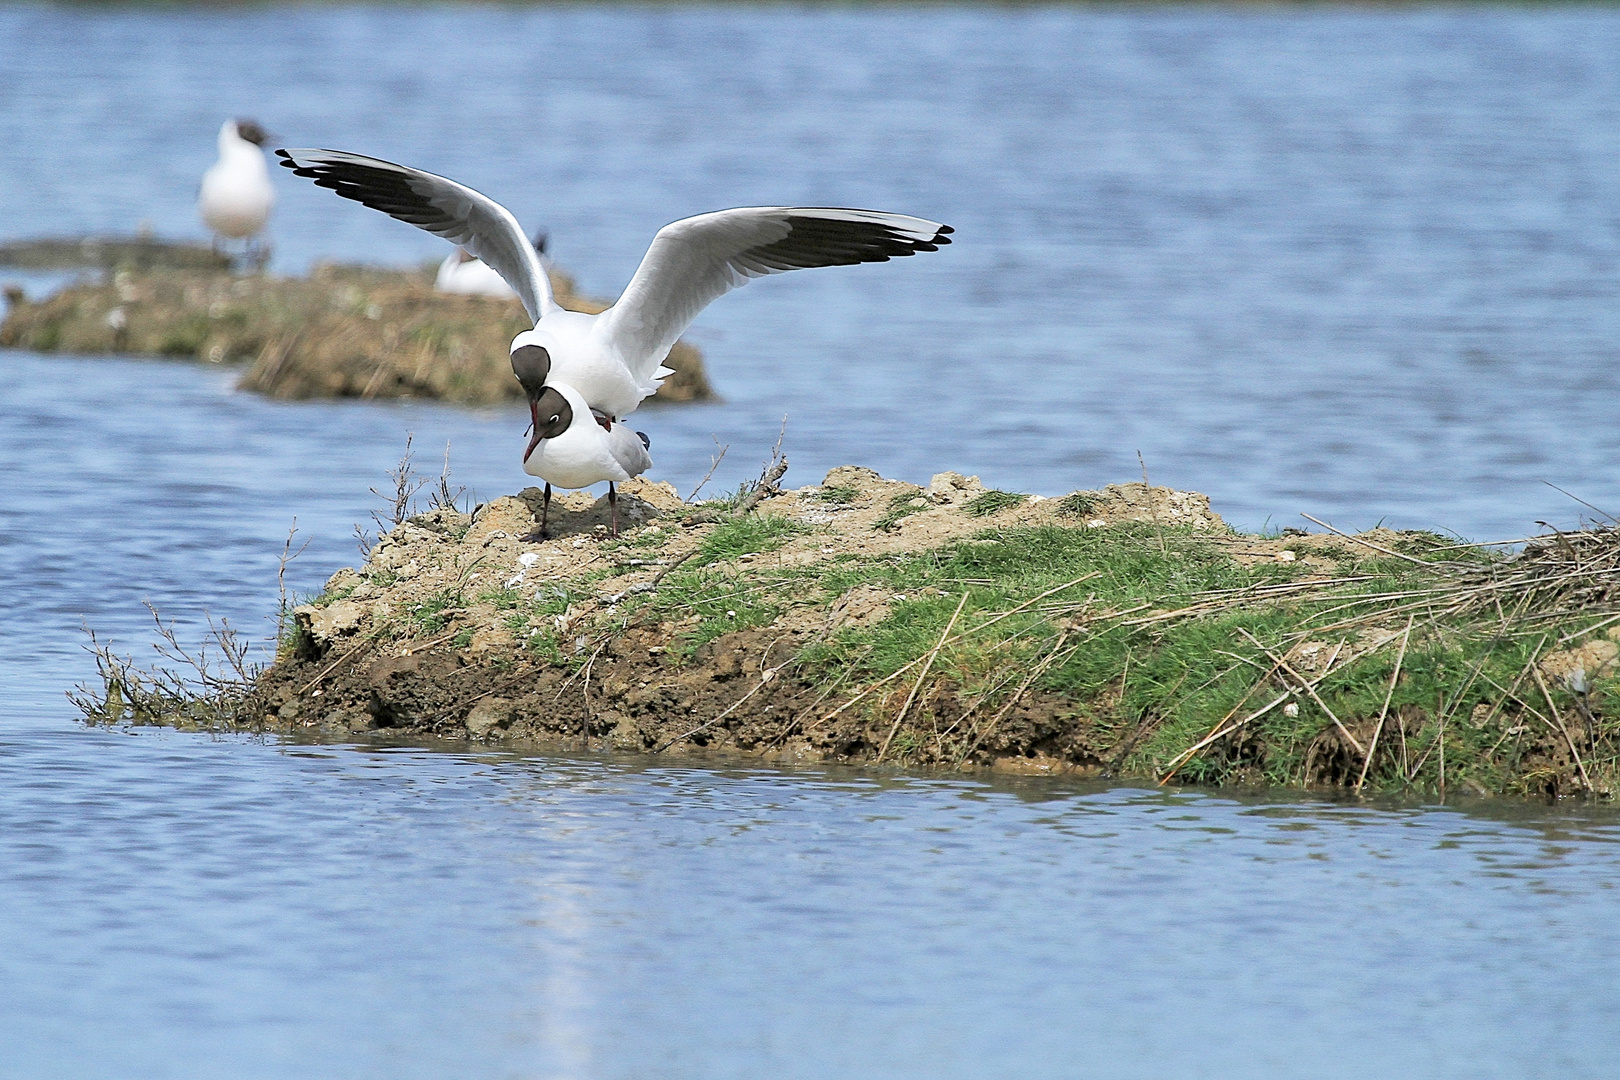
[
  {"x1": 1356, "y1": 615, "x2": 1413, "y2": 795},
  {"x1": 1301, "y1": 513, "x2": 1438, "y2": 568},
  {"x1": 685, "y1": 436, "x2": 729, "y2": 503},
  {"x1": 370, "y1": 432, "x2": 428, "y2": 534},
  {"x1": 600, "y1": 549, "x2": 700, "y2": 605},
  {"x1": 876, "y1": 592, "x2": 968, "y2": 763},
  {"x1": 1237, "y1": 628, "x2": 1364, "y2": 757}
]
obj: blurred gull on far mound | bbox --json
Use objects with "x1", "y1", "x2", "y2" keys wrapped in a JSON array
[
  {"x1": 434, "y1": 233, "x2": 548, "y2": 300},
  {"x1": 198, "y1": 119, "x2": 275, "y2": 262}
]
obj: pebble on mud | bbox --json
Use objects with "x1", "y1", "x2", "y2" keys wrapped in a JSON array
[{"x1": 465, "y1": 698, "x2": 516, "y2": 738}]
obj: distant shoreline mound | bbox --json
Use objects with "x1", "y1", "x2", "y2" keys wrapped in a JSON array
[{"x1": 0, "y1": 237, "x2": 714, "y2": 406}]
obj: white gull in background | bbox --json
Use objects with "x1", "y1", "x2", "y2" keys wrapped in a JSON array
[
  {"x1": 199, "y1": 120, "x2": 275, "y2": 255},
  {"x1": 275, "y1": 147, "x2": 952, "y2": 535},
  {"x1": 435, "y1": 248, "x2": 518, "y2": 298},
  {"x1": 435, "y1": 234, "x2": 548, "y2": 300}
]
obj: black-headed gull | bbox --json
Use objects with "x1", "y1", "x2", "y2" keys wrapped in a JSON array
[
  {"x1": 275, "y1": 148, "x2": 952, "y2": 421},
  {"x1": 200, "y1": 120, "x2": 275, "y2": 251},
  {"x1": 276, "y1": 147, "x2": 950, "y2": 537},
  {"x1": 516, "y1": 368, "x2": 652, "y2": 539}
]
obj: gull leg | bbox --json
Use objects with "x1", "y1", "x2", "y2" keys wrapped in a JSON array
[
  {"x1": 608, "y1": 483, "x2": 618, "y2": 538},
  {"x1": 519, "y1": 482, "x2": 552, "y2": 543}
]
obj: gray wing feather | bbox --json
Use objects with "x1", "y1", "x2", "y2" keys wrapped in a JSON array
[
  {"x1": 597, "y1": 207, "x2": 952, "y2": 383},
  {"x1": 277, "y1": 148, "x2": 555, "y2": 322},
  {"x1": 608, "y1": 424, "x2": 652, "y2": 479}
]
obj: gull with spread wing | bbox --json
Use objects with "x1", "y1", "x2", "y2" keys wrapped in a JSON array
[{"x1": 275, "y1": 147, "x2": 952, "y2": 534}]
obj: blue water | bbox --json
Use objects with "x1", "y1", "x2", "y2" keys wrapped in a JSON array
[
  {"x1": 4, "y1": 5, "x2": 1620, "y2": 1077},
  {"x1": 7, "y1": 3, "x2": 1620, "y2": 537}
]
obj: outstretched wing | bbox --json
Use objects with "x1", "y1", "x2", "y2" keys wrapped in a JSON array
[
  {"x1": 597, "y1": 207, "x2": 951, "y2": 382},
  {"x1": 276, "y1": 148, "x2": 555, "y2": 322}
]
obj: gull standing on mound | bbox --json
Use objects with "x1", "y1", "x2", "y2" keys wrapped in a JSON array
[
  {"x1": 515, "y1": 344, "x2": 651, "y2": 539},
  {"x1": 275, "y1": 147, "x2": 952, "y2": 535},
  {"x1": 199, "y1": 120, "x2": 275, "y2": 260}
]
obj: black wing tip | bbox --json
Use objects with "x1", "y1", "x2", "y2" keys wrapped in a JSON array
[{"x1": 275, "y1": 148, "x2": 334, "y2": 179}]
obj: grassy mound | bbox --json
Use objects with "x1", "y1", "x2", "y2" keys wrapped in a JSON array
[{"x1": 73, "y1": 465, "x2": 1620, "y2": 799}]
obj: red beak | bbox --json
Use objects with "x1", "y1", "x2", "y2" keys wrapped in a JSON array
[{"x1": 523, "y1": 399, "x2": 542, "y2": 462}]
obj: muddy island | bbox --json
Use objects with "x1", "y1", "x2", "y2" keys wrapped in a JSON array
[
  {"x1": 79, "y1": 464, "x2": 1620, "y2": 800},
  {"x1": 0, "y1": 244, "x2": 713, "y2": 405}
]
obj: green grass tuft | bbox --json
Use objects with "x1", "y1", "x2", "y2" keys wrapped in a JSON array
[
  {"x1": 963, "y1": 490, "x2": 1028, "y2": 517},
  {"x1": 405, "y1": 587, "x2": 463, "y2": 636},
  {"x1": 816, "y1": 484, "x2": 861, "y2": 505},
  {"x1": 1056, "y1": 492, "x2": 1099, "y2": 517},
  {"x1": 873, "y1": 491, "x2": 929, "y2": 532},
  {"x1": 691, "y1": 514, "x2": 807, "y2": 567}
]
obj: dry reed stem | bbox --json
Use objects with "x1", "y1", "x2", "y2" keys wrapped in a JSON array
[
  {"x1": 1138, "y1": 452, "x2": 1167, "y2": 556},
  {"x1": 1356, "y1": 615, "x2": 1414, "y2": 794},
  {"x1": 1238, "y1": 628, "x2": 1365, "y2": 756},
  {"x1": 1301, "y1": 514, "x2": 1441, "y2": 568},
  {"x1": 958, "y1": 629, "x2": 1079, "y2": 765},
  {"x1": 1531, "y1": 666, "x2": 1593, "y2": 792},
  {"x1": 1158, "y1": 655, "x2": 1286, "y2": 784},
  {"x1": 1159, "y1": 637, "x2": 1377, "y2": 783},
  {"x1": 877, "y1": 592, "x2": 968, "y2": 763}
]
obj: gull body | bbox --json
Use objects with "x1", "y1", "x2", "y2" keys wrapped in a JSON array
[
  {"x1": 276, "y1": 148, "x2": 952, "y2": 423},
  {"x1": 516, "y1": 375, "x2": 651, "y2": 537},
  {"x1": 522, "y1": 381, "x2": 651, "y2": 490},
  {"x1": 199, "y1": 120, "x2": 275, "y2": 242}
]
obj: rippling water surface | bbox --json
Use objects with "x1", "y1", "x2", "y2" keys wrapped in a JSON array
[
  {"x1": 4, "y1": 6, "x2": 1620, "y2": 1077},
  {"x1": 6, "y1": 4, "x2": 1620, "y2": 537}
]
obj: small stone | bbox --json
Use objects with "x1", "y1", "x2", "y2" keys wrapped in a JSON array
[
  {"x1": 465, "y1": 698, "x2": 515, "y2": 738},
  {"x1": 294, "y1": 599, "x2": 365, "y2": 645},
  {"x1": 1541, "y1": 639, "x2": 1619, "y2": 685},
  {"x1": 925, "y1": 471, "x2": 985, "y2": 505},
  {"x1": 1278, "y1": 550, "x2": 1297, "y2": 562},
  {"x1": 278, "y1": 700, "x2": 303, "y2": 721},
  {"x1": 326, "y1": 567, "x2": 363, "y2": 593},
  {"x1": 467, "y1": 628, "x2": 513, "y2": 656},
  {"x1": 1282, "y1": 702, "x2": 1300, "y2": 718}
]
